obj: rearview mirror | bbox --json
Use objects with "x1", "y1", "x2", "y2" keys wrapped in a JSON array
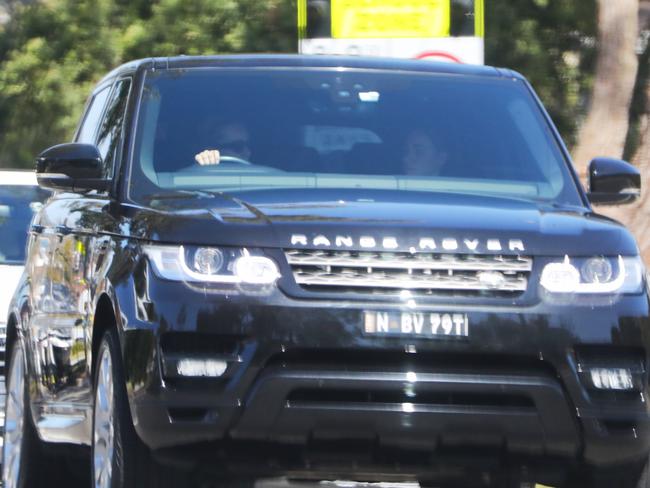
[
  {"x1": 36, "y1": 143, "x2": 109, "y2": 192},
  {"x1": 587, "y1": 157, "x2": 640, "y2": 205}
]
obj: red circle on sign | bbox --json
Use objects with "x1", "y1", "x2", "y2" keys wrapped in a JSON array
[{"x1": 415, "y1": 51, "x2": 463, "y2": 63}]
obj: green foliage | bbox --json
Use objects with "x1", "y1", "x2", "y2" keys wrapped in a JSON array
[
  {"x1": 0, "y1": 0, "x2": 297, "y2": 169},
  {"x1": 0, "y1": 0, "x2": 118, "y2": 168},
  {"x1": 0, "y1": 0, "x2": 595, "y2": 169},
  {"x1": 485, "y1": 0, "x2": 597, "y2": 146}
]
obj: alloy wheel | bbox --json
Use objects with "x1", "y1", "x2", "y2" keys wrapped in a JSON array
[
  {"x1": 93, "y1": 343, "x2": 115, "y2": 488},
  {"x1": 2, "y1": 344, "x2": 25, "y2": 488}
]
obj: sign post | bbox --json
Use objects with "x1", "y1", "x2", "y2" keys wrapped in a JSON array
[{"x1": 298, "y1": 0, "x2": 485, "y2": 65}]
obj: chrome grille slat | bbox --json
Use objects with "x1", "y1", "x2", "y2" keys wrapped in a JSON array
[
  {"x1": 285, "y1": 249, "x2": 532, "y2": 294},
  {"x1": 286, "y1": 250, "x2": 532, "y2": 272}
]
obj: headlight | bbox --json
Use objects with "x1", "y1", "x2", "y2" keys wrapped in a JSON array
[
  {"x1": 143, "y1": 245, "x2": 280, "y2": 285},
  {"x1": 540, "y1": 255, "x2": 644, "y2": 294}
]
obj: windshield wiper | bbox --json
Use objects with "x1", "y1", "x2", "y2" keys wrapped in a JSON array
[{"x1": 143, "y1": 190, "x2": 219, "y2": 200}]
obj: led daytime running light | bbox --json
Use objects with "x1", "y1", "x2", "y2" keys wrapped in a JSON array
[
  {"x1": 540, "y1": 255, "x2": 629, "y2": 294},
  {"x1": 179, "y1": 246, "x2": 240, "y2": 283},
  {"x1": 144, "y1": 244, "x2": 280, "y2": 285}
]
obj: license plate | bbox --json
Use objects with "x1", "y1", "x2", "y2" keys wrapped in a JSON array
[{"x1": 363, "y1": 311, "x2": 469, "y2": 338}]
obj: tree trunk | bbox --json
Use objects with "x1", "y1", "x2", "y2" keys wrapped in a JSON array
[
  {"x1": 572, "y1": 0, "x2": 639, "y2": 178},
  {"x1": 601, "y1": 77, "x2": 650, "y2": 263},
  {"x1": 632, "y1": 77, "x2": 650, "y2": 169},
  {"x1": 591, "y1": 1, "x2": 650, "y2": 264}
]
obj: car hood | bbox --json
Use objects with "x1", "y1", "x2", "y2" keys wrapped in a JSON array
[
  {"x1": 0, "y1": 264, "x2": 23, "y2": 323},
  {"x1": 123, "y1": 188, "x2": 638, "y2": 256}
]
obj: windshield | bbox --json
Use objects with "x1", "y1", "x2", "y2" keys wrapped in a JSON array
[
  {"x1": 131, "y1": 67, "x2": 582, "y2": 205},
  {"x1": 0, "y1": 185, "x2": 49, "y2": 265}
]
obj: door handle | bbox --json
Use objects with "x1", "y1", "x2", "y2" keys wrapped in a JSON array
[
  {"x1": 55, "y1": 225, "x2": 72, "y2": 236},
  {"x1": 30, "y1": 224, "x2": 45, "y2": 234}
]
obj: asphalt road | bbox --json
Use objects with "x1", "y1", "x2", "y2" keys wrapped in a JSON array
[
  {"x1": 41, "y1": 478, "x2": 427, "y2": 488},
  {"x1": 57, "y1": 482, "x2": 538, "y2": 488},
  {"x1": 37, "y1": 476, "x2": 548, "y2": 488}
]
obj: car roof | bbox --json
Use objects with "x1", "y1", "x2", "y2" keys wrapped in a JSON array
[
  {"x1": 99, "y1": 54, "x2": 519, "y2": 85},
  {"x1": 0, "y1": 170, "x2": 37, "y2": 186}
]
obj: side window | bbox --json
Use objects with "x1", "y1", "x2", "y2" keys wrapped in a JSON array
[
  {"x1": 96, "y1": 79, "x2": 132, "y2": 179},
  {"x1": 76, "y1": 86, "x2": 111, "y2": 143}
]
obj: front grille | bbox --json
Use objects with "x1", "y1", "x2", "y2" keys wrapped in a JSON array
[{"x1": 285, "y1": 249, "x2": 532, "y2": 294}]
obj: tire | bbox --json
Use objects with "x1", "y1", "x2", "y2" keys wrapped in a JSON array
[
  {"x1": 627, "y1": 458, "x2": 650, "y2": 488},
  {"x1": 636, "y1": 462, "x2": 650, "y2": 488},
  {"x1": 92, "y1": 328, "x2": 188, "y2": 488},
  {"x1": 2, "y1": 340, "x2": 56, "y2": 488},
  {"x1": 567, "y1": 459, "x2": 650, "y2": 488}
]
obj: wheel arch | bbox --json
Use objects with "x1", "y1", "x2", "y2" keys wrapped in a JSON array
[
  {"x1": 5, "y1": 299, "x2": 29, "y2": 370},
  {"x1": 91, "y1": 293, "x2": 118, "y2": 382},
  {"x1": 4, "y1": 312, "x2": 18, "y2": 369}
]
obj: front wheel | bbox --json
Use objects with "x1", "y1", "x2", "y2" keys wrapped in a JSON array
[
  {"x1": 2, "y1": 340, "x2": 53, "y2": 487},
  {"x1": 567, "y1": 459, "x2": 650, "y2": 488},
  {"x1": 636, "y1": 463, "x2": 650, "y2": 488},
  {"x1": 92, "y1": 328, "x2": 187, "y2": 488}
]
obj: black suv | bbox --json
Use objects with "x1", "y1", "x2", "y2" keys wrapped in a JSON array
[{"x1": 3, "y1": 56, "x2": 649, "y2": 488}]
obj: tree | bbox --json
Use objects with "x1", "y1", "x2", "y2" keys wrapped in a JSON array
[
  {"x1": 590, "y1": 3, "x2": 650, "y2": 264},
  {"x1": 0, "y1": 0, "x2": 297, "y2": 169},
  {"x1": 0, "y1": 0, "x2": 117, "y2": 167},
  {"x1": 485, "y1": 0, "x2": 597, "y2": 147},
  {"x1": 572, "y1": 0, "x2": 639, "y2": 176}
]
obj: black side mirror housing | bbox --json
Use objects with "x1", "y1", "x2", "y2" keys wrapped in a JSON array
[
  {"x1": 587, "y1": 157, "x2": 641, "y2": 205},
  {"x1": 36, "y1": 143, "x2": 109, "y2": 192}
]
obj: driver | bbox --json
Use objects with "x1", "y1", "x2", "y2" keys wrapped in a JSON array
[
  {"x1": 194, "y1": 122, "x2": 251, "y2": 165},
  {"x1": 402, "y1": 128, "x2": 448, "y2": 176}
]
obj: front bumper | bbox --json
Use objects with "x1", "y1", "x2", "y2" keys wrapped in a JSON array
[{"x1": 121, "y1": 273, "x2": 650, "y2": 476}]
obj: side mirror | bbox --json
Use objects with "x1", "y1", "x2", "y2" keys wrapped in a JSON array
[
  {"x1": 587, "y1": 157, "x2": 640, "y2": 205},
  {"x1": 36, "y1": 143, "x2": 109, "y2": 192}
]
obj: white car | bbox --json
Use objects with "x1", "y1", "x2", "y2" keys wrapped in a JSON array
[{"x1": 0, "y1": 170, "x2": 50, "y2": 448}]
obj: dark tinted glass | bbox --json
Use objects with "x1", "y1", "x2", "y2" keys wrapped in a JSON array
[
  {"x1": 132, "y1": 68, "x2": 580, "y2": 205},
  {"x1": 0, "y1": 185, "x2": 50, "y2": 264},
  {"x1": 76, "y1": 86, "x2": 111, "y2": 143},
  {"x1": 97, "y1": 79, "x2": 132, "y2": 179}
]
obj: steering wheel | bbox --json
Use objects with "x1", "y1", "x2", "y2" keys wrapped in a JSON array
[{"x1": 217, "y1": 155, "x2": 251, "y2": 165}]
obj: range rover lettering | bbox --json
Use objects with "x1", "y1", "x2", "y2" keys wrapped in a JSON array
[{"x1": 3, "y1": 56, "x2": 649, "y2": 488}]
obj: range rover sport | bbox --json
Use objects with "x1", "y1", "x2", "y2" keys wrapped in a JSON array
[{"x1": 3, "y1": 56, "x2": 649, "y2": 488}]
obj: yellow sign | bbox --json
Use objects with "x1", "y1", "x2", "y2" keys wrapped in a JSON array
[
  {"x1": 475, "y1": 0, "x2": 484, "y2": 37},
  {"x1": 331, "y1": 0, "x2": 451, "y2": 39}
]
